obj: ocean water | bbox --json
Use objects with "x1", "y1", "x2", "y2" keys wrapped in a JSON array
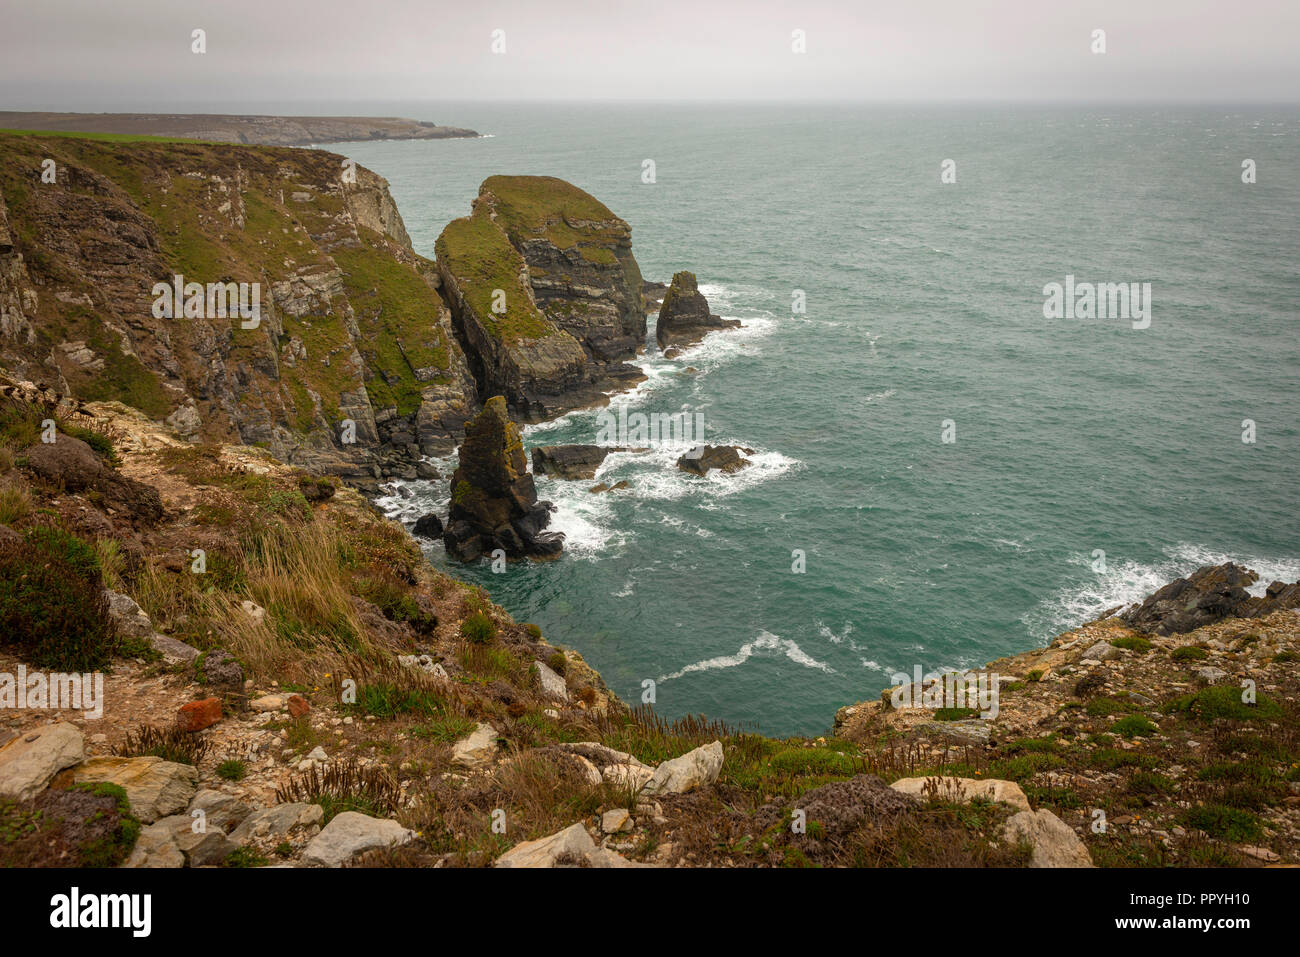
[{"x1": 337, "y1": 103, "x2": 1299, "y2": 738}]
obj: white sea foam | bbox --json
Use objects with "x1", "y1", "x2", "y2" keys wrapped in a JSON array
[
  {"x1": 659, "y1": 631, "x2": 836, "y2": 682},
  {"x1": 1022, "y1": 543, "x2": 1300, "y2": 641}
]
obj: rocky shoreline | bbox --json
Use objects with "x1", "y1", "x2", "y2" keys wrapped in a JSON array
[{"x1": 2, "y1": 133, "x2": 1297, "y2": 870}]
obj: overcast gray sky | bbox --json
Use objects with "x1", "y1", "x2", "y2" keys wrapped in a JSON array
[{"x1": 1, "y1": 0, "x2": 1297, "y2": 109}]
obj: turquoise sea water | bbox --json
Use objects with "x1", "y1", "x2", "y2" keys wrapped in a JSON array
[{"x1": 339, "y1": 103, "x2": 1299, "y2": 737}]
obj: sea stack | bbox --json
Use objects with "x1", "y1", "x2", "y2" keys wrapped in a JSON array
[
  {"x1": 443, "y1": 396, "x2": 564, "y2": 561},
  {"x1": 655, "y1": 271, "x2": 740, "y2": 350}
]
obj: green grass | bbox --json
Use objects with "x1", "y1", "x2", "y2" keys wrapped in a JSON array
[
  {"x1": 1179, "y1": 804, "x2": 1264, "y2": 842},
  {"x1": 435, "y1": 210, "x2": 558, "y2": 343},
  {"x1": 0, "y1": 128, "x2": 209, "y2": 144},
  {"x1": 1163, "y1": 686, "x2": 1282, "y2": 722},
  {"x1": 1111, "y1": 715, "x2": 1158, "y2": 738},
  {"x1": 1110, "y1": 635, "x2": 1153, "y2": 653}
]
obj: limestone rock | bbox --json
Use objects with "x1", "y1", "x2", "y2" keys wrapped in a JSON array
[
  {"x1": 1003, "y1": 809, "x2": 1095, "y2": 867},
  {"x1": 641, "y1": 740, "x2": 724, "y2": 795},
  {"x1": 0, "y1": 722, "x2": 84, "y2": 801},
  {"x1": 890, "y1": 776, "x2": 1031, "y2": 812},
  {"x1": 494, "y1": 822, "x2": 640, "y2": 868},
  {"x1": 301, "y1": 811, "x2": 416, "y2": 867},
  {"x1": 70, "y1": 756, "x2": 198, "y2": 823},
  {"x1": 533, "y1": 659, "x2": 568, "y2": 700},
  {"x1": 229, "y1": 802, "x2": 323, "y2": 846},
  {"x1": 451, "y1": 722, "x2": 499, "y2": 770}
]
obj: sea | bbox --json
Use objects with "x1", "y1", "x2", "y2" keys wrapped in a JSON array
[{"x1": 315, "y1": 101, "x2": 1299, "y2": 738}]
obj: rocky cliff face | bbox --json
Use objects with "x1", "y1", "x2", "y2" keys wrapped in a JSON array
[
  {"x1": 0, "y1": 132, "x2": 477, "y2": 485},
  {"x1": 436, "y1": 176, "x2": 647, "y2": 421}
]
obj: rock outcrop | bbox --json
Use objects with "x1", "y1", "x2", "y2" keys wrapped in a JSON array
[
  {"x1": 676, "y1": 444, "x2": 754, "y2": 475},
  {"x1": 1120, "y1": 562, "x2": 1300, "y2": 635},
  {"x1": 531, "y1": 443, "x2": 635, "y2": 480},
  {"x1": 443, "y1": 398, "x2": 563, "y2": 561},
  {"x1": 655, "y1": 271, "x2": 739, "y2": 349},
  {"x1": 0, "y1": 131, "x2": 478, "y2": 486},
  {"x1": 436, "y1": 176, "x2": 647, "y2": 421}
]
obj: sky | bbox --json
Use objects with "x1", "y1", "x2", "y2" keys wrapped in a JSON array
[{"x1": 1, "y1": 0, "x2": 1297, "y2": 110}]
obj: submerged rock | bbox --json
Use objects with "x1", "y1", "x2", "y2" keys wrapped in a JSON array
[
  {"x1": 443, "y1": 397, "x2": 563, "y2": 561},
  {"x1": 676, "y1": 444, "x2": 754, "y2": 476}
]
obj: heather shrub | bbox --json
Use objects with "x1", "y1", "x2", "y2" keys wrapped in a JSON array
[{"x1": 0, "y1": 527, "x2": 117, "y2": 671}]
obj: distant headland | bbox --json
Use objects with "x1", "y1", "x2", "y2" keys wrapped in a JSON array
[{"x1": 0, "y1": 111, "x2": 479, "y2": 146}]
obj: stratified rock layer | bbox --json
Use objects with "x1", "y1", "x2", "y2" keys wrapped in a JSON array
[{"x1": 436, "y1": 176, "x2": 647, "y2": 420}]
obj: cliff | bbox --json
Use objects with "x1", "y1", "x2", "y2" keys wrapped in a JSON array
[
  {"x1": 0, "y1": 140, "x2": 659, "y2": 486},
  {"x1": 0, "y1": 131, "x2": 478, "y2": 486},
  {"x1": 436, "y1": 175, "x2": 647, "y2": 421}
]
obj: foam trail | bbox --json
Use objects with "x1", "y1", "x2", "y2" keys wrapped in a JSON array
[{"x1": 659, "y1": 631, "x2": 835, "y2": 682}]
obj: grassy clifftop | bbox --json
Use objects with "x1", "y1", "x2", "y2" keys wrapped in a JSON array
[{"x1": 0, "y1": 131, "x2": 470, "y2": 466}]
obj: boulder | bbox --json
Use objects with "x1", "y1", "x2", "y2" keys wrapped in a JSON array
[
  {"x1": 229, "y1": 802, "x2": 323, "y2": 846},
  {"x1": 451, "y1": 722, "x2": 499, "y2": 770},
  {"x1": 1003, "y1": 808, "x2": 1095, "y2": 867},
  {"x1": 23, "y1": 434, "x2": 163, "y2": 524},
  {"x1": 641, "y1": 740, "x2": 724, "y2": 795},
  {"x1": 889, "y1": 776, "x2": 1030, "y2": 812},
  {"x1": 123, "y1": 821, "x2": 186, "y2": 868},
  {"x1": 106, "y1": 590, "x2": 154, "y2": 639},
  {"x1": 533, "y1": 660, "x2": 568, "y2": 701},
  {"x1": 301, "y1": 811, "x2": 416, "y2": 867},
  {"x1": 148, "y1": 812, "x2": 239, "y2": 867},
  {"x1": 676, "y1": 444, "x2": 754, "y2": 476},
  {"x1": 69, "y1": 756, "x2": 198, "y2": 823},
  {"x1": 655, "y1": 271, "x2": 740, "y2": 349},
  {"x1": 411, "y1": 512, "x2": 444, "y2": 539},
  {"x1": 176, "y1": 697, "x2": 222, "y2": 733},
  {"x1": 494, "y1": 822, "x2": 640, "y2": 868},
  {"x1": 0, "y1": 722, "x2": 84, "y2": 801},
  {"x1": 443, "y1": 397, "x2": 564, "y2": 561}
]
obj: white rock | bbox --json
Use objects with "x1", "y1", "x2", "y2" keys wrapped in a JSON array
[
  {"x1": 494, "y1": 822, "x2": 641, "y2": 868},
  {"x1": 890, "y1": 776, "x2": 1031, "y2": 812},
  {"x1": 533, "y1": 660, "x2": 569, "y2": 700},
  {"x1": 602, "y1": 808, "x2": 632, "y2": 833},
  {"x1": 250, "y1": 694, "x2": 287, "y2": 712},
  {"x1": 0, "y1": 722, "x2": 84, "y2": 802},
  {"x1": 301, "y1": 811, "x2": 415, "y2": 867},
  {"x1": 1003, "y1": 809, "x2": 1095, "y2": 867},
  {"x1": 241, "y1": 600, "x2": 267, "y2": 625},
  {"x1": 451, "y1": 723, "x2": 499, "y2": 770},
  {"x1": 641, "y1": 741, "x2": 724, "y2": 795}
]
